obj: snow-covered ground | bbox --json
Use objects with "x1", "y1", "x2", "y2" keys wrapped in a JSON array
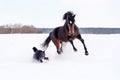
[{"x1": 0, "y1": 34, "x2": 120, "y2": 80}]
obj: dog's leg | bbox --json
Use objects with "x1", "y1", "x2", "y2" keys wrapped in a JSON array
[
  {"x1": 40, "y1": 59, "x2": 43, "y2": 63},
  {"x1": 44, "y1": 57, "x2": 49, "y2": 60}
]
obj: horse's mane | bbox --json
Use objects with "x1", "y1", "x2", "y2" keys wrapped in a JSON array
[{"x1": 63, "y1": 11, "x2": 74, "y2": 20}]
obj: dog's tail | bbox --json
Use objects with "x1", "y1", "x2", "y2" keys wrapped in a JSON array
[
  {"x1": 42, "y1": 32, "x2": 51, "y2": 49},
  {"x1": 33, "y1": 47, "x2": 38, "y2": 52}
]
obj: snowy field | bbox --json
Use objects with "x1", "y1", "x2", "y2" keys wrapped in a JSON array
[{"x1": 0, "y1": 34, "x2": 120, "y2": 80}]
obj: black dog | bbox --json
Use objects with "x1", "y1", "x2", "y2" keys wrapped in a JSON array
[{"x1": 32, "y1": 47, "x2": 49, "y2": 63}]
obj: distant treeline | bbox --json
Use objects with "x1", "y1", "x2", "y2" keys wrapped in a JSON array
[
  {"x1": 0, "y1": 24, "x2": 120, "y2": 34},
  {"x1": 0, "y1": 24, "x2": 39, "y2": 34}
]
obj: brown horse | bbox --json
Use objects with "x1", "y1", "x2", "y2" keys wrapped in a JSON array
[{"x1": 42, "y1": 11, "x2": 89, "y2": 55}]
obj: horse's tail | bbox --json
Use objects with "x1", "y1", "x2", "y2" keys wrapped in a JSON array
[{"x1": 42, "y1": 33, "x2": 51, "y2": 49}]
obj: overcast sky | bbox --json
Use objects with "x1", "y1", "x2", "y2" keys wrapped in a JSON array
[{"x1": 0, "y1": 0, "x2": 120, "y2": 28}]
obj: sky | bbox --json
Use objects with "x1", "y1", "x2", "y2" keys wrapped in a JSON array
[{"x1": 0, "y1": 0, "x2": 120, "y2": 28}]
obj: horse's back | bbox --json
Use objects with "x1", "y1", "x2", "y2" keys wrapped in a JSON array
[
  {"x1": 51, "y1": 26, "x2": 67, "y2": 41},
  {"x1": 53, "y1": 27, "x2": 61, "y2": 39}
]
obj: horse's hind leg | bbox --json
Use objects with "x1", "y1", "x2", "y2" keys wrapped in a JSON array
[
  {"x1": 52, "y1": 39, "x2": 62, "y2": 54},
  {"x1": 60, "y1": 42, "x2": 65, "y2": 53},
  {"x1": 77, "y1": 34, "x2": 89, "y2": 56},
  {"x1": 69, "y1": 40, "x2": 77, "y2": 51}
]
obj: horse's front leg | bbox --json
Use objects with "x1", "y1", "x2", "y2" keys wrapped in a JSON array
[
  {"x1": 69, "y1": 40, "x2": 77, "y2": 52},
  {"x1": 77, "y1": 34, "x2": 89, "y2": 56}
]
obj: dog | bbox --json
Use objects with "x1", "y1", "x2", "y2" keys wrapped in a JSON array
[{"x1": 32, "y1": 47, "x2": 49, "y2": 63}]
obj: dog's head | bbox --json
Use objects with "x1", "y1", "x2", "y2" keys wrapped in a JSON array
[{"x1": 32, "y1": 47, "x2": 45, "y2": 58}]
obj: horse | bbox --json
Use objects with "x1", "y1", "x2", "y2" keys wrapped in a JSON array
[{"x1": 42, "y1": 11, "x2": 89, "y2": 56}]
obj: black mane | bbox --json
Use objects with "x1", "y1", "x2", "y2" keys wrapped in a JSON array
[{"x1": 63, "y1": 11, "x2": 75, "y2": 20}]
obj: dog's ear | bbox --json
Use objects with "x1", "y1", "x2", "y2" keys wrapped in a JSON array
[{"x1": 33, "y1": 47, "x2": 38, "y2": 52}]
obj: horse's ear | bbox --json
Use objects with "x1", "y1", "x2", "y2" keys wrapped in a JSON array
[
  {"x1": 43, "y1": 51, "x2": 45, "y2": 53},
  {"x1": 73, "y1": 14, "x2": 76, "y2": 18}
]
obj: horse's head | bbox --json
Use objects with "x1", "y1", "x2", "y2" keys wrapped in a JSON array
[{"x1": 63, "y1": 11, "x2": 76, "y2": 37}]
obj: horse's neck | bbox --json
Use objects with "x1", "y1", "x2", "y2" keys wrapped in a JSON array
[
  {"x1": 62, "y1": 22, "x2": 68, "y2": 36},
  {"x1": 63, "y1": 21, "x2": 67, "y2": 26},
  {"x1": 63, "y1": 22, "x2": 80, "y2": 35}
]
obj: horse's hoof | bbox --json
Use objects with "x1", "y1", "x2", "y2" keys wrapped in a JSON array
[
  {"x1": 57, "y1": 51, "x2": 62, "y2": 55},
  {"x1": 74, "y1": 48, "x2": 77, "y2": 52},
  {"x1": 85, "y1": 51, "x2": 89, "y2": 56}
]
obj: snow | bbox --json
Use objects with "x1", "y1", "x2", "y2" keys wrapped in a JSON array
[{"x1": 0, "y1": 34, "x2": 120, "y2": 80}]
